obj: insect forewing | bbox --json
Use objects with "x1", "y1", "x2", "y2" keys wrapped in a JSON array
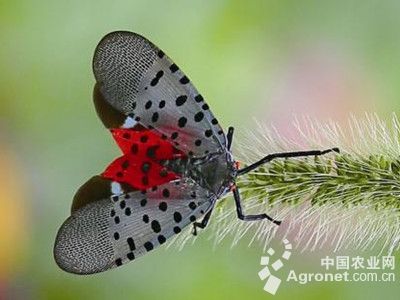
[
  {"x1": 54, "y1": 178, "x2": 215, "y2": 274},
  {"x1": 93, "y1": 31, "x2": 227, "y2": 156}
]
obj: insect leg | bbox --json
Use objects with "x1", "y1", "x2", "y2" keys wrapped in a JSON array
[
  {"x1": 192, "y1": 208, "x2": 214, "y2": 236},
  {"x1": 237, "y1": 147, "x2": 339, "y2": 176},
  {"x1": 227, "y1": 126, "x2": 234, "y2": 151},
  {"x1": 232, "y1": 186, "x2": 281, "y2": 225}
]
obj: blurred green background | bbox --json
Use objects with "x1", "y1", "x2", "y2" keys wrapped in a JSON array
[{"x1": 1, "y1": 0, "x2": 400, "y2": 299}]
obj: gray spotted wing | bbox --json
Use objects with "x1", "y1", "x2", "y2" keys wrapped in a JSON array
[
  {"x1": 54, "y1": 178, "x2": 216, "y2": 274},
  {"x1": 92, "y1": 31, "x2": 226, "y2": 156}
]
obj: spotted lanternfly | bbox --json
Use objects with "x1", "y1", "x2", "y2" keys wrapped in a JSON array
[{"x1": 54, "y1": 31, "x2": 339, "y2": 275}]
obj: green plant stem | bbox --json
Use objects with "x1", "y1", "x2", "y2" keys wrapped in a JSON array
[{"x1": 237, "y1": 154, "x2": 400, "y2": 213}]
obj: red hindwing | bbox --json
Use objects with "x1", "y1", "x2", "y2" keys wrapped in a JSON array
[{"x1": 102, "y1": 127, "x2": 186, "y2": 190}]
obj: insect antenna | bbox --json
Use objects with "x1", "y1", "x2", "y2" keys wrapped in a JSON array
[{"x1": 237, "y1": 148, "x2": 339, "y2": 176}]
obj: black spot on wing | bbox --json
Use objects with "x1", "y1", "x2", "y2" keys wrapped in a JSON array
[
  {"x1": 189, "y1": 202, "x2": 197, "y2": 210},
  {"x1": 179, "y1": 76, "x2": 189, "y2": 84},
  {"x1": 171, "y1": 132, "x2": 179, "y2": 140},
  {"x1": 158, "y1": 235, "x2": 166, "y2": 244},
  {"x1": 120, "y1": 200, "x2": 126, "y2": 209},
  {"x1": 173, "y1": 212, "x2": 182, "y2": 223},
  {"x1": 159, "y1": 202, "x2": 167, "y2": 211},
  {"x1": 151, "y1": 112, "x2": 159, "y2": 122},
  {"x1": 140, "y1": 135, "x2": 148, "y2": 143},
  {"x1": 146, "y1": 145, "x2": 158, "y2": 158},
  {"x1": 144, "y1": 241, "x2": 154, "y2": 251},
  {"x1": 195, "y1": 95, "x2": 203, "y2": 102},
  {"x1": 115, "y1": 258, "x2": 122, "y2": 266},
  {"x1": 178, "y1": 117, "x2": 187, "y2": 128},
  {"x1": 141, "y1": 162, "x2": 151, "y2": 173},
  {"x1": 194, "y1": 111, "x2": 204, "y2": 122},
  {"x1": 175, "y1": 95, "x2": 187, "y2": 106},
  {"x1": 127, "y1": 237, "x2": 136, "y2": 251},
  {"x1": 122, "y1": 160, "x2": 130, "y2": 169},
  {"x1": 143, "y1": 214, "x2": 149, "y2": 223},
  {"x1": 205, "y1": 129, "x2": 212, "y2": 137},
  {"x1": 159, "y1": 100, "x2": 166, "y2": 108},
  {"x1": 169, "y1": 63, "x2": 178, "y2": 73},
  {"x1": 141, "y1": 176, "x2": 149, "y2": 186},
  {"x1": 150, "y1": 70, "x2": 164, "y2": 87},
  {"x1": 151, "y1": 220, "x2": 161, "y2": 233},
  {"x1": 157, "y1": 50, "x2": 165, "y2": 58},
  {"x1": 162, "y1": 188, "x2": 170, "y2": 198}
]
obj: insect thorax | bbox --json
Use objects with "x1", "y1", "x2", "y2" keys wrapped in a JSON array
[{"x1": 162, "y1": 151, "x2": 235, "y2": 197}]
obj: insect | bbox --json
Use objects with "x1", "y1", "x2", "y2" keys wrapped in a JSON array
[{"x1": 54, "y1": 31, "x2": 339, "y2": 275}]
